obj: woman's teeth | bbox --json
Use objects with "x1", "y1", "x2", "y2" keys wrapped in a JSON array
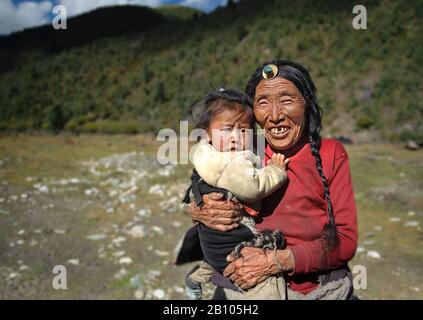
[{"x1": 270, "y1": 127, "x2": 289, "y2": 134}]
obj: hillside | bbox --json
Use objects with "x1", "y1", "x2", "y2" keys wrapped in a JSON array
[{"x1": 0, "y1": 0, "x2": 422, "y2": 143}]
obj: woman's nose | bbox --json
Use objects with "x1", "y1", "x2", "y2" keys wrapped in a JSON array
[{"x1": 270, "y1": 103, "x2": 285, "y2": 122}]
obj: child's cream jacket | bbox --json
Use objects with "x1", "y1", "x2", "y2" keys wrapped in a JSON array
[{"x1": 190, "y1": 140, "x2": 287, "y2": 203}]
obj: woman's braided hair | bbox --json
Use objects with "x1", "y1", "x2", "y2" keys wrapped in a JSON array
[{"x1": 245, "y1": 59, "x2": 339, "y2": 251}]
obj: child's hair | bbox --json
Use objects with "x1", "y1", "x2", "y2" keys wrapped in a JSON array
[{"x1": 190, "y1": 88, "x2": 255, "y2": 130}]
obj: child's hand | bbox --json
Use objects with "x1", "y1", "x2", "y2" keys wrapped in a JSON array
[{"x1": 269, "y1": 153, "x2": 289, "y2": 169}]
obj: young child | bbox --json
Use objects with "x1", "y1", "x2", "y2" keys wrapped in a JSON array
[{"x1": 177, "y1": 88, "x2": 289, "y2": 300}]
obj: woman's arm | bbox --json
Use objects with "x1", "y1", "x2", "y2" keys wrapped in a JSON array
[{"x1": 189, "y1": 192, "x2": 243, "y2": 232}]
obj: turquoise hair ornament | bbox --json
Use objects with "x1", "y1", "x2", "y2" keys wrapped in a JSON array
[{"x1": 262, "y1": 64, "x2": 278, "y2": 80}]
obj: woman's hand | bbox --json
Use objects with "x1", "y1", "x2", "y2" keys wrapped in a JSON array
[
  {"x1": 223, "y1": 247, "x2": 295, "y2": 290},
  {"x1": 189, "y1": 192, "x2": 243, "y2": 232}
]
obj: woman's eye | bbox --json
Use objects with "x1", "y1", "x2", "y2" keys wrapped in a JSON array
[{"x1": 281, "y1": 99, "x2": 293, "y2": 105}]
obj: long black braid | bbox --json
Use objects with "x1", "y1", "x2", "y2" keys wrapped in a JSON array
[{"x1": 245, "y1": 59, "x2": 339, "y2": 251}]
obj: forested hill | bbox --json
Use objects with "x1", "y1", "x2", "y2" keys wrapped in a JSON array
[{"x1": 0, "y1": 0, "x2": 421, "y2": 143}]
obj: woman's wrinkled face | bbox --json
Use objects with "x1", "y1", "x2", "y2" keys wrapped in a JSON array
[
  {"x1": 207, "y1": 105, "x2": 253, "y2": 152},
  {"x1": 253, "y1": 77, "x2": 306, "y2": 150}
]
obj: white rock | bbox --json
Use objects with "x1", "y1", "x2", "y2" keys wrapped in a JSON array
[
  {"x1": 374, "y1": 226, "x2": 383, "y2": 232},
  {"x1": 39, "y1": 185, "x2": 49, "y2": 193},
  {"x1": 152, "y1": 226, "x2": 164, "y2": 235},
  {"x1": 19, "y1": 265, "x2": 29, "y2": 271},
  {"x1": 367, "y1": 250, "x2": 381, "y2": 259},
  {"x1": 34, "y1": 229, "x2": 43, "y2": 234},
  {"x1": 67, "y1": 259, "x2": 80, "y2": 265},
  {"x1": 134, "y1": 289, "x2": 145, "y2": 300},
  {"x1": 106, "y1": 207, "x2": 114, "y2": 214},
  {"x1": 389, "y1": 217, "x2": 401, "y2": 222},
  {"x1": 0, "y1": 198, "x2": 4, "y2": 203},
  {"x1": 137, "y1": 208, "x2": 151, "y2": 217},
  {"x1": 154, "y1": 250, "x2": 170, "y2": 257},
  {"x1": 114, "y1": 268, "x2": 128, "y2": 279},
  {"x1": 10, "y1": 195, "x2": 18, "y2": 201},
  {"x1": 16, "y1": 239, "x2": 25, "y2": 245},
  {"x1": 54, "y1": 229, "x2": 66, "y2": 234},
  {"x1": 17, "y1": 229, "x2": 25, "y2": 235},
  {"x1": 153, "y1": 289, "x2": 165, "y2": 299},
  {"x1": 112, "y1": 236, "x2": 126, "y2": 245},
  {"x1": 126, "y1": 225, "x2": 146, "y2": 238},
  {"x1": 172, "y1": 221, "x2": 182, "y2": 228},
  {"x1": 174, "y1": 286, "x2": 184, "y2": 293},
  {"x1": 9, "y1": 272, "x2": 19, "y2": 278},
  {"x1": 408, "y1": 211, "x2": 416, "y2": 217},
  {"x1": 30, "y1": 240, "x2": 38, "y2": 246},
  {"x1": 86, "y1": 234, "x2": 107, "y2": 241},
  {"x1": 113, "y1": 251, "x2": 126, "y2": 258},
  {"x1": 119, "y1": 257, "x2": 133, "y2": 265},
  {"x1": 148, "y1": 184, "x2": 165, "y2": 196},
  {"x1": 356, "y1": 246, "x2": 365, "y2": 253},
  {"x1": 404, "y1": 221, "x2": 419, "y2": 227}
]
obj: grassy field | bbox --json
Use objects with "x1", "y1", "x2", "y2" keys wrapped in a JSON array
[{"x1": 0, "y1": 134, "x2": 422, "y2": 299}]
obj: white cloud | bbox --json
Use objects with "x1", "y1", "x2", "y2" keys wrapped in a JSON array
[
  {"x1": 0, "y1": 0, "x2": 229, "y2": 35},
  {"x1": 59, "y1": 0, "x2": 164, "y2": 17},
  {"x1": 0, "y1": 0, "x2": 53, "y2": 35},
  {"x1": 181, "y1": 0, "x2": 227, "y2": 12}
]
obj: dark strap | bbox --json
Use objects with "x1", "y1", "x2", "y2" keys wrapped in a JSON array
[{"x1": 211, "y1": 270, "x2": 242, "y2": 292}]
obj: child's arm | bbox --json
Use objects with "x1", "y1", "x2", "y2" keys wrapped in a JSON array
[{"x1": 216, "y1": 152, "x2": 289, "y2": 202}]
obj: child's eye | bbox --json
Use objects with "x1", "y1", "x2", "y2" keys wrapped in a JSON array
[{"x1": 219, "y1": 127, "x2": 232, "y2": 132}]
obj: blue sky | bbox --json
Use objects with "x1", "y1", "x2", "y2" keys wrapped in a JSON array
[{"x1": 0, "y1": 0, "x2": 229, "y2": 35}]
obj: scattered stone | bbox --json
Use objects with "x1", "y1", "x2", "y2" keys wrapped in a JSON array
[
  {"x1": 54, "y1": 229, "x2": 66, "y2": 234},
  {"x1": 34, "y1": 229, "x2": 43, "y2": 234},
  {"x1": 147, "y1": 270, "x2": 161, "y2": 282},
  {"x1": 112, "y1": 236, "x2": 126, "y2": 245},
  {"x1": 19, "y1": 265, "x2": 29, "y2": 271},
  {"x1": 154, "y1": 250, "x2": 170, "y2": 257},
  {"x1": 113, "y1": 251, "x2": 125, "y2": 258},
  {"x1": 405, "y1": 140, "x2": 419, "y2": 151},
  {"x1": 149, "y1": 184, "x2": 165, "y2": 196},
  {"x1": 119, "y1": 257, "x2": 133, "y2": 265},
  {"x1": 137, "y1": 208, "x2": 151, "y2": 217},
  {"x1": 407, "y1": 211, "x2": 416, "y2": 217},
  {"x1": 172, "y1": 221, "x2": 182, "y2": 228},
  {"x1": 374, "y1": 226, "x2": 383, "y2": 232},
  {"x1": 17, "y1": 229, "x2": 25, "y2": 235},
  {"x1": 134, "y1": 289, "x2": 145, "y2": 300},
  {"x1": 356, "y1": 246, "x2": 365, "y2": 253},
  {"x1": 152, "y1": 226, "x2": 164, "y2": 235},
  {"x1": 16, "y1": 239, "x2": 25, "y2": 245},
  {"x1": 129, "y1": 275, "x2": 142, "y2": 288},
  {"x1": 106, "y1": 207, "x2": 114, "y2": 214},
  {"x1": 126, "y1": 225, "x2": 146, "y2": 238},
  {"x1": 404, "y1": 221, "x2": 419, "y2": 227},
  {"x1": 9, "y1": 272, "x2": 19, "y2": 279},
  {"x1": 114, "y1": 268, "x2": 128, "y2": 280},
  {"x1": 367, "y1": 250, "x2": 381, "y2": 259},
  {"x1": 30, "y1": 240, "x2": 38, "y2": 246},
  {"x1": 153, "y1": 289, "x2": 165, "y2": 299},
  {"x1": 174, "y1": 286, "x2": 184, "y2": 293},
  {"x1": 363, "y1": 240, "x2": 375, "y2": 246},
  {"x1": 389, "y1": 217, "x2": 401, "y2": 222},
  {"x1": 86, "y1": 233, "x2": 107, "y2": 241},
  {"x1": 67, "y1": 259, "x2": 80, "y2": 265}
]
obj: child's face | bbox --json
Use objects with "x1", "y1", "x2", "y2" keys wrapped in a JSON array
[{"x1": 207, "y1": 106, "x2": 253, "y2": 152}]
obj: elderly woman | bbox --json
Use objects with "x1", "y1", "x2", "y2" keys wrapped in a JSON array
[{"x1": 188, "y1": 59, "x2": 358, "y2": 300}]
